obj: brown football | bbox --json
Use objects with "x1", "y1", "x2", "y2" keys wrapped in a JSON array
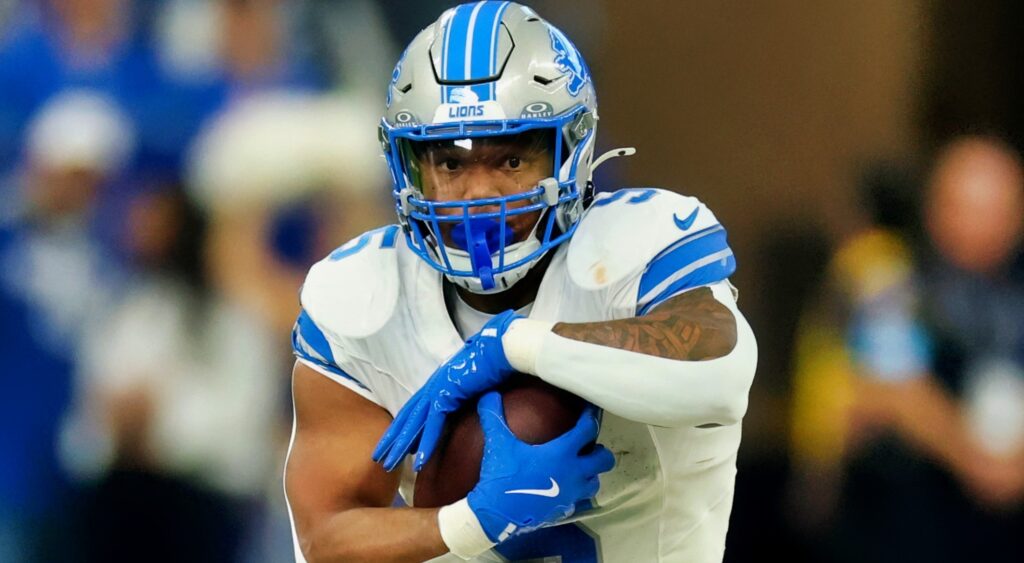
[{"x1": 413, "y1": 374, "x2": 587, "y2": 508}]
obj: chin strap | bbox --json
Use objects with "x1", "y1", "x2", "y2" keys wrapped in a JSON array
[{"x1": 590, "y1": 147, "x2": 636, "y2": 174}]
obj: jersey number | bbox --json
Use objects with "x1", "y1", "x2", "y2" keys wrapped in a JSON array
[
  {"x1": 495, "y1": 523, "x2": 600, "y2": 562},
  {"x1": 591, "y1": 188, "x2": 657, "y2": 207},
  {"x1": 328, "y1": 225, "x2": 400, "y2": 261}
]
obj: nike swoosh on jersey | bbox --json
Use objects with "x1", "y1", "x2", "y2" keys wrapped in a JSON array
[
  {"x1": 505, "y1": 477, "x2": 560, "y2": 497},
  {"x1": 673, "y1": 208, "x2": 699, "y2": 231}
]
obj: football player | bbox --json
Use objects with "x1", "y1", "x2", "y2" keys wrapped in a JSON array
[{"x1": 285, "y1": 2, "x2": 758, "y2": 562}]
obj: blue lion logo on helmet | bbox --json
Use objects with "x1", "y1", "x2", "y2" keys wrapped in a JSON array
[
  {"x1": 386, "y1": 48, "x2": 407, "y2": 108},
  {"x1": 549, "y1": 26, "x2": 590, "y2": 97}
]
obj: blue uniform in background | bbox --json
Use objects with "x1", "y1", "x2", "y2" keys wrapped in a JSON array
[{"x1": 0, "y1": 224, "x2": 75, "y2": 561}]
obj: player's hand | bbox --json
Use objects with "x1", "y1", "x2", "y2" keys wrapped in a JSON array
[
  {"x1": 466, "y1": 392, "x2": 615, "y2": 542},
  {"x1": 373, "y1": 310, "x2": 522, "y2": 471}
]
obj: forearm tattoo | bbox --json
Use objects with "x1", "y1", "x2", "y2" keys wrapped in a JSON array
[{"x1": 552, "y1": 287, "x2": 738, "y2": 361}]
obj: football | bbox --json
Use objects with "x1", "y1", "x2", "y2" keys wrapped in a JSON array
[{"x1": 413, "y1": 374, "x2": 587, "y2": 508}]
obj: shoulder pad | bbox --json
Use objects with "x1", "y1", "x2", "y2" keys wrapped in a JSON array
[
  {"x1": 300, "y1": 225, "x2": 402, "y2": 339},
  {"x1": 567, "y1": 188, "x2": 721, "y2": 290}
]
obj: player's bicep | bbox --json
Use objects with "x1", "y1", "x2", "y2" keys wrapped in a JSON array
[
  {"x1": 285, "y1": 361, "x2": 399, "y2": 539},
  {"x1": 640, "y1": 284, "x2": 738, "y2": 360}
]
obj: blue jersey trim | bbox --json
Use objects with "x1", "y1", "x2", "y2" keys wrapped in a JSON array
[
  {"x1": 638, "y1": 256, "x2": 737, "y2": 316},
  {"x1": 292, "y1": 310, "x2": 370, "y2": 391},
  {"x1": 294, "y1": 309, "x2": 336, "y2": 364},
  {"x1": 495, "y1": 524, "x2": 599, "y2": 561},
  {"x1": 638, "y1": 226, "x2": 732, "y2": 298}
]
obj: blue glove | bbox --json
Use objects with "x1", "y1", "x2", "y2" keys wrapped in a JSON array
[
  {"x1": 373, "y1": 310, "x2": 522, "y2": 471},
  {"x1": 468, "y1": 392, "x2": 616, "y2": 542}
]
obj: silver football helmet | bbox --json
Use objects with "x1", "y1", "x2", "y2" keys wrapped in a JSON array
[{"x1": 380, "y1": 1, "x2": 630, "y2": 293}]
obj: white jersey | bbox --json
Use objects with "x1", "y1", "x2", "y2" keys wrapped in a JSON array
[{"x1": 289, "y1": 188, "x2": 743, "y2": 563}]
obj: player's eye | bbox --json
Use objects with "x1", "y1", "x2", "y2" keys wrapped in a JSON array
[
  {"x1": 507, "y1": 156, "x2": 521, "y2": 169},
  {"x1": 444, "y1": 158, "x2": 460, "y2": 171}
]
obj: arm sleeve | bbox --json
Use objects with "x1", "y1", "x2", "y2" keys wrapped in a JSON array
[
  {"x1": 508, "y1": 282, "x2": 758, "y2": 428},
  {"x1": 504, "y1": 190, "x2": 753, "y2": 426},
  {"x1": 291, "y1": 308, "x2": 382, "y2": 405}
]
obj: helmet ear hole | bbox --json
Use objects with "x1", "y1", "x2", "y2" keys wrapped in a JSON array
[{"x1": 582, "y1": 181, "x2": 596, "y2": 208}]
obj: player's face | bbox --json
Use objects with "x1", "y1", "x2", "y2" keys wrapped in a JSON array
[{"x1": 407, "y1": 130, "x2": 554, "y2": 243}]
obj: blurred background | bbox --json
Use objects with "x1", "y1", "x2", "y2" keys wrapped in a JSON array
[{"x1": 0, "y1": 1, "x2": 1022, "y2": 562}]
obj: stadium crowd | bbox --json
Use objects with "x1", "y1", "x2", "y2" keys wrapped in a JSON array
[{"x1": 0, "y1": 1, "x2": 399, "y2": 561}]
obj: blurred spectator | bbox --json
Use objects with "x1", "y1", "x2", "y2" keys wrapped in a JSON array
[
  {"x1": 786, "y1": 162, "x2": 918, "y2": 558},
  {"x1": 143, "y1": 91, "x2": 388, "y2": 561},
  {"x1": 153, "y1": 0, "x2": 328, "y2": 101},
  {"x1": 187, "y1": 92, "x2": 392, "y2": 335},
  {"x1": 1, "y1": 4, "x2": 394, "y2": 561},
  {"x1": 917, "y1": 137, "x2": 1024, "y2": 509},
  {"x1": 0, "y1": 0, "x2": 142, "y2": 172},
  {"x1": 141, "y1": 0, "x2": 326, "y2": 176},
  {"x1": 0, "y1": 90, "x2": 131, "y2": 562},
  {"x1": 0, "y1": 0, "x2": 331, "y2": 183},
  {"x1": 789, "y1": 137, "x2": 1024, "y2": 563},
  {"x1": 60, "y1": 186, "x2": 286, "y2": 562}
]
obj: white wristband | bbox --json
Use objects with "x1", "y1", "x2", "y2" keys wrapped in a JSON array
[
  {"x1": 437, "y1": 498, "x2": 495, "y2": 559},
  {"x1": 502, "y1": 318, "x2": 554, "y2": 375}
]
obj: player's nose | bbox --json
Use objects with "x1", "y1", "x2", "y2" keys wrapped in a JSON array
[{"x1": 460, "y1": 165, "x2": 505, "y2": 209}]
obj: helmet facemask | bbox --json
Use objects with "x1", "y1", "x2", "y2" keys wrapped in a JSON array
[{"x1": 394, "y1": 127, "x2": 571, "y2": 293}]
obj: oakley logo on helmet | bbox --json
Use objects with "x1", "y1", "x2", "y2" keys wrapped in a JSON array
[
  {"x1": 549, "y1": 26, "x2": 589, "y2": 96},
  {"x1": 394, "y1": 111, "x2": 416, "y2": 124},
  {"x1": 521, "y1": 101, "x2": 554, "y2": 118}
]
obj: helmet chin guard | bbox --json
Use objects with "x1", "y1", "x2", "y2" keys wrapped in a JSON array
[
  {"x1": 443, "y1": 236, "x2": 543, "y2": 294},
  {"x1": 382, "y1": 2, "x2": 607, "y2": 294}
]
